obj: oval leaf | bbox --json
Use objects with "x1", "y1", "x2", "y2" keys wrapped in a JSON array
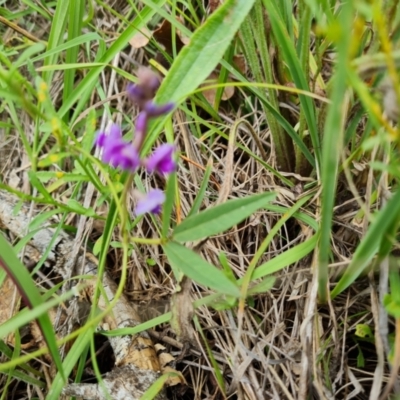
[
  {"x1": 143, "y1": 0, "x2": 258, "y2": 154},
  {"x1": 173, "y1": 192, "x2": 276, "y2": 242},
  {"x1": 163, "y1": 242, "x2": 240, "y2": 297}
]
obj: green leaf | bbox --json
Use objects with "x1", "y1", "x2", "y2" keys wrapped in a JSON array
[
  {"x1": 42, "y1": 0, "x2": 69, "y2": 85},
  {"x1": 355, "y1": 324, "x2": 373, "y2": 338},
  {"x1": 173, "y1": 192, "x2": 276, "y2": 242},
  {"x1": 163, "y1": 242, "x2": 240, "y2": 297},
  {"x1": 66, "y1": 199, "x2": 96, "y2": 217},
  {"x1": 143, "y1": 0, "x2": 258, "y2": 154},
  {"x1": 383, "y1": 294, "x2": 400, "y2": 318},
  {"x1": 251, "y1": 234, "x2": 318, "y2": 280},
  {"x1": 317, "y1": 2, "x2": 354, "y2": 303},
  {"x1": 247, "y1": 276, "x2": 276, "y2": 295},
  {"x1": 30, "y1": 33, "x2": 101, "y2": 64},
  {"x1": 27, "y1": 171, "x2": 53, "y2": 202}
]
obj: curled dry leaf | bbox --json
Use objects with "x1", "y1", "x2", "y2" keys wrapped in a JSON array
[
  {"x1": 129, "y1": 27, "x2": 153, "y2": 49},
  {"x1": 233, "y1": 54, "x2": 247, "y2": 75},
  {"x1": 201, "y1": 71, "x2": 235, "y2": 105},
  {"x1": 155, "y1": 343, "x2": 187, "y2": 387},
  {"x1": 153, "y1": 19, "x2": 185, "y2": 55},
  {"x1": 208, "y1": 0, "x2": 222, "y2": 13},
  {"x1": 0, "y1": 276, "x2": 20, "y2": 330}
]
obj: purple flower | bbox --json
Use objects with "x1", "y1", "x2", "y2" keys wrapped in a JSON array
[
  {"x1": 135, "y1": 189, "x2": 165, "y2": 216},
  {"x1": 144, "y1": 144, "x2": 176, "y2": 175},
  {"x1": 95, "y1": 124, "x2": 140, "y2": 172}
]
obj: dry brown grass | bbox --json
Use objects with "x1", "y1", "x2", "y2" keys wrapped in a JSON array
[{"x1": 0, "y1": 1, "x2": 394, "y2": 400}]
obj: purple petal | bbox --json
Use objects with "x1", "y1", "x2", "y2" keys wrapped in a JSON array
[
  {"x1": 96, "y1": 123, "x2": 140, "y2": 172},
  {"x1": 102, "y1": 139, "x2": 126, "y2": 164},
  {"x1": 103, "y1": 143, "x2": 139, "y2": 172},
  {"x1": 145, "y1": 144, "x2": 176, "y2": 175},
  {"x1": 119, "y1": 145, "x2": 140, "y2": 171},
  {"x1": 135, "y1": 189, "x2": 165, "y2": 216},
  {"x1": 95, "y1": 131, "x2": 107, "y2": 147},
  {"x1": 144, "y1": 101, "x2": 175, "y2": 117}
]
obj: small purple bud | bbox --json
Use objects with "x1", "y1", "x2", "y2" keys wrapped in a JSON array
[
  {"x1": 144, "y1": 101, "x2": 175, "y2": 117},
  {"x1": 135, "y1": 189, "x2": 165, "y2": 216},
  {"x1": 127, "y1": 83, "x2": 147, "y2": 103},
  {"x1": 137, "y1": 67, "x2": 161, "y2": 93},
  {"x1": 144, "y1": 143, "x2": 176, "y2": 175},
  {"x1": 127, "y1": 68, "x2": 161, "y2": 108}
]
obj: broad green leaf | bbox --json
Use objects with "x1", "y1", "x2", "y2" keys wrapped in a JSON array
[
  {"x1": 143, "y1": 0, "x2": 257, "y2": 154},
  {"x1": 247, "y1": 276, "x2": 276, "y2": 295},
  {"x1": 163, "y1": 241, "x2": 240, "y2": 297},
  {"x1": 173, "y1": 192, "x2": 276, "y2": 242},
  {"x1": 383, "y1": 294, "x2": 400, "y2": 318}
]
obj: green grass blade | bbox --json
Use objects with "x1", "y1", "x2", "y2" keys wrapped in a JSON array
[
  {"x1": 29, "y1": 33, "x2": 101, "y2": 64},
  {"x1": 262, "y1": 0, "x2": 320, "y2": 171},
  {"x1": 57, "y1": 0, "x2": 167, "y2": 121},
  {"x1": 63, "y1": 0, "x2": 85, "y2": 109},
  {"x1": 331, "y1": 188, "x2": 400, "y2": 299},
  {"x1": 42, "y1": 0, "x2": 69, "y2": 85},
  {"x1": 47, "y1": 327, "x2": 94, "y2": 399},
  {"x1": 0, "y1": 234, "x2": 65, "y2": 381},
  {"x1": 161, "y1": 173, "x2": 176, "y2": 239},
  {"x1": 187, "y1": 162, "x2": 212, "y2": 217},
  {"x1": 318, "y1": 2, "x2": 353, "y2": 302}
]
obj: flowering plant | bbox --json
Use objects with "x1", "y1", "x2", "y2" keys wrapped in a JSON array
[{"x1": 95, "y1": 68, "x2": 175, "y2": 216}]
